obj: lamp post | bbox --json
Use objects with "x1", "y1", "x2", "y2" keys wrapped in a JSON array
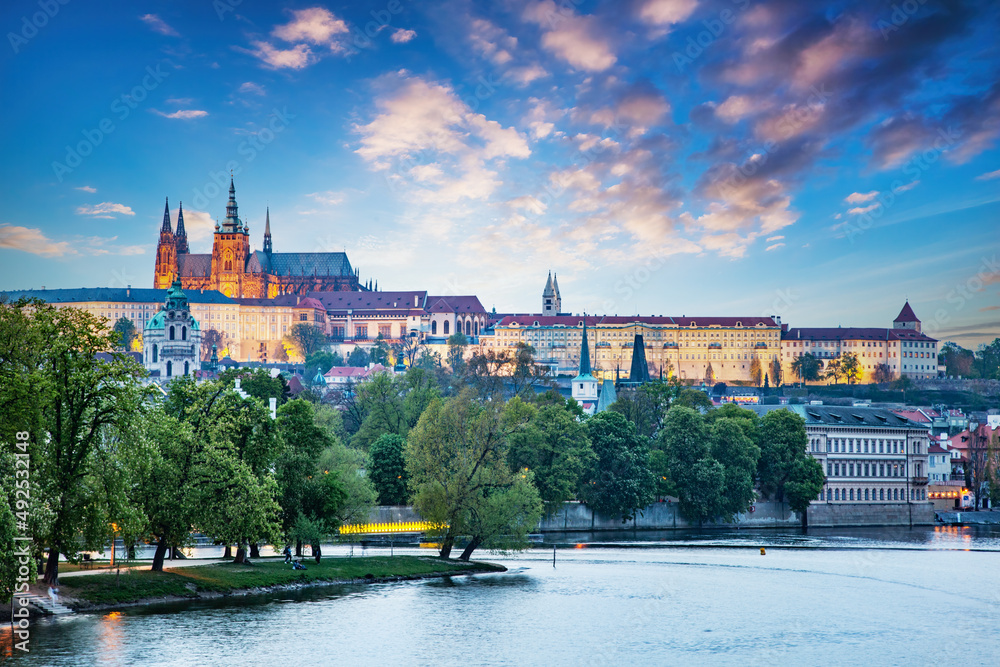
[{"x1": 110, "y1": 523, "x2": 119, "y2": 568}]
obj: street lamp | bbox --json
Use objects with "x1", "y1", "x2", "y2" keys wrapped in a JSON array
[{"x1": 110, "y1": 523, "x2": 119, "y2": 568}]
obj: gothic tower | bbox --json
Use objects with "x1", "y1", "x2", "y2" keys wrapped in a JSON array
[
  {"x1": 154, "y1": 197, "x2": 178, "y2": 289},
  {"x1": 543, "y1": 271, "x2": 556, "y2": 315},
  {"x1": 210, "y1": 177, "x2": 251, "y2": 298},
  {"x1": 263, "y1": 206, "x2": 272, "y2": 254},
  {"x1": 174, "y1": 201, "x2": 189, "y2": 255}
]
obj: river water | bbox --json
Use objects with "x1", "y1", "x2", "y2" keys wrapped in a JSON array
[{"x1": 4, "y1": 526, "x2": 1000, "y2": 666}]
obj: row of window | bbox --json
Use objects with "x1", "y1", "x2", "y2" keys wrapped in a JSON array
[
  {"x1": 821, "y1": 487, "x2": 926, "y2": 501},
  {"x1": 827, "y1": 437, "x2": 909, "y2": 454},
  {"x1": 827, "y1": 461, "x2": 910, "y2": 478}
]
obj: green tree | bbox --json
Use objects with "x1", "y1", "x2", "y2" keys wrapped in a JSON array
[
  {"x1": 447, "y1": 332, "x2": 469, "y2": 372},
  {"x1": 315, "y1": 440, "x2": 377, "y2": 528},
  {"x1": 841, "y1": 352, "x2": 862, "y2": 385},
  {"x1": 791, "y1": 353, "x2": 822, "y2": 383},
  {"x1": 286, "y1": 323, "x2": 328, "y2": 359},
  {"x1": 0, "y1": 452, "x2": 19, "y2": 602},
  {"x1": 672, "y1": 388, "x2": 713, "y2": 412},
  {"x1": 610, "y1": 381, "x2": 676, "y2": 438},
  {"x1": 112, "y1": 316, "x2": 137, "y2": 351},
  {"x1": 305, "y1": 350, "x2": 335, "y2": 376},
  {"x1": 347, "y1": 346, "x2": 370, "y2": 367},
  {"x1": 824, "y1": 357, "x2": 843, "y2": 384},
  {"x1": 221, "y1": 367, "x2": 290, "y2": 406},
  {"x1": 275, "y1": 399, "x2": 333, "y2": 545},
  {"x1": 506, "y1": 398, "x2": 595, "y2": 512},
  {"x1": 369, "y1": 434, "x2": 409, "y2": 505},
  {"x1": 370, "y1": 333, "x2": 391, "y2": 365},
  {"x1": 784, "y1": 456, "x2": 826, "y2": 519},
  {"x1": 579, "y1": 411, "x2": 655, "y2": 522},
  {"x1": 406, "y1": 390, "x2": 537, "y2": 559},
  {"x1": 659, "y1": 407, "x2": 724, "y2": 524},
  {"x1": 756, "y1": 409, "x2": 822, "y2": 512},
  {"x1": 769, "y1": 358, "x2": 782, "y2": 386},
  {"x1": 352, "y1": 371, "x2": 408, "y2": 450},
  {"x1": 457, "y1": 468, "x2": 542, "y2": 561},
  {"x1": 940, "y1": 341, "x2": 975, "y2": 377},
  {"x1": 708, "y1": 418, "x2": 760, "y2": 516}
]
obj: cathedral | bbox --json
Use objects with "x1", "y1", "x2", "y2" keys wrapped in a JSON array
[{"x1": 154, "y1": 178, "x2": 363, "y2": 298}]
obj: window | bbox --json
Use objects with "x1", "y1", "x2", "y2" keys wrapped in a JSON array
[
  {"x1": 166, "y1": 361, "x2": 172, "y2": 377},
  {"x1": 444, "y1": 321, "x2": 450, "y2": 335},
  {"x1": 169, "y1": 326, "x2": 175, "y2": 340},
  {"x1": 184, "y1": 361, "x2": 189, "y2": 375},
  {"x1": 432, "y1": 321, "x2": 437, "y2": 335},
  {"x1": 379, "y1": 325, "x2": 391, "y2": 338},
  {"x1": 865, "y1": 489, "x2": 869, "y2": 501},
  {"x1": 879, "y1": 488, "x2": 884, "y2": 500},
  {"x1": 152, "y1": 344, "x2": 158, "y2": 363},
  {"x1": 182, "y1": 326, "x2": 187, "y2": 341},
  {"x1": 849, "y1": 489, "x2": 854, "y2": 501},
  {"x1": 834, "y1": 488, "x2": 840, "y2": 501}
]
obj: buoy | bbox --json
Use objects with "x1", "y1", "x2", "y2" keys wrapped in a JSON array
[{"x1": 760, "y1": 547, "x2": 766, "y2": 555}]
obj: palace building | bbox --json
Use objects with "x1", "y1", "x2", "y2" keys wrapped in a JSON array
[{"x1": 154, "y1": 178, "x2": 363, "y2": 298}]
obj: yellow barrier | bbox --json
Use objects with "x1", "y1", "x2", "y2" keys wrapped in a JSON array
[{"x1": 338, "y1": 521, "x2": 446, "y2": 535}]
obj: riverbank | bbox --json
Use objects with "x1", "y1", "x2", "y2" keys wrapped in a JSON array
[{"x1": 43, "y1": 556, "x2": 505, "y2": 614}]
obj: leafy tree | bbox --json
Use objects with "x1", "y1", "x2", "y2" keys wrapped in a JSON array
[
  {"x1": 393, "y1": 333, "x2": 424, "y2": 368},
  {"x1": 506, "y1": 398, "x2": 595, "y2": 512},
  {"x1": 271, "y1": 341, "x2": 289, "y2": 362},
  {"x1": 841, "y1": 352, "x2": 862, "y2": 385},
  {"x1": 286, "y1": 323, "x2": 328, "y2": 359},
  {"x1": 824, "y1": 357, "x2": 844, "y2": 384},
  {"x1": 347, "y1": 346, "x2": 370, "y2": 367},
  {"x1": 112, "y1": 316, "x2": 137, "y2": 351},
  {"x1": 784, "y1": 456, "x2": 826, "y2": 518},
  {"x1": 756, "y1": 409, "x2": 822, "y2": 512},
  {"x1": 940, "y1": 341, "x2": 975, "y2": 377},
  {"x1": 370, "y1": 333, "x2": 391, "y2": 365},
  {"x1": 708, "y1": 418, "x2": 760, "y2": 516},
  {"x1": 406, "y1": 390, "x2": 538, "y2": 559},
  {"x1": 447, "y1": 332, "x2": 469, "y2": 372},
  {"x1": 749, "y1": 357, "x2": 762, "y2": 386},
  {"x1": 0, "y1": 451, "x2": 19, "y2": 602},
  {"x1": 672, "y1": 388, "x2": 713, "y2": 412},
  {"x1": 201, "y1": 328, "x2": 226, "y2": 361},
  {"x1": 275, "y1": 399, "x2": 333, "y2": 545},
  {"x1": 305, "y1": 350, "x2": 335, "y2": 376},
  {"x1": 975, "y1": 338, "x2": 1000, "y2": 379},
  {"x1": 315, "y1": 440, "x2": 376, "y2": 528},
  {"x1": 509, "y1": 343, "x2": 552, "y2": 397},
  {"x1": 416, "y1": 349, "x2": 442, "y2": 370},
  {"x1": 369, "y1": 434, "x2": 409, "y2": 505},
  {"x1": 352, "y1": 371, "x2": 408, "y2": 450},
  {"x1": 791, "y1": 353, "x2": 822, "y2": 383},
  {"x1": 313, "y1": 403, "x2": 346, "y2": 443},
  {"x1": 769, "y1": 358, "x2": 782, "y2": 386},
  {"x1": 872, "y1": 363, "x2": 894, "y2": 384},
  {"x1": 610, "y1": 388, "x2": 665, "y2": 438},
  {"x1": 704, "y1": 362, "x2": 714, "y2": 385},
  {"x1": 659, "y1": 407, "x2": 723, "y2": 523},
  {"x1": 402, "y1": 367, "x2": 440, "y2": 429},
  {"x1": 579, "y1": 411, "x2": 655, "y2": 522},
  {"x1": 221, "y1": 367, "x2": 290, "y2": 406}
]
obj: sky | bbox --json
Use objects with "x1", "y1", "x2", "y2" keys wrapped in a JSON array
[{"x1": 1, "y1": 0, "x2": 998, "y2": 348}]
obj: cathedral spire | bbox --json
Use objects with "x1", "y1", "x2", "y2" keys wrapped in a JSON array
[
  {"x1": 223, "y1": 176, "x2": 242, "y2": 233},
  {"x1": 175, "y1": 201, "x2": 189, "y2": 254},
  {"x1": 263, "y1": 206, "x2": 272, "y2": 254},
  {"x1": 161, "y1": 197, "x2": 172, "y2": 233}
]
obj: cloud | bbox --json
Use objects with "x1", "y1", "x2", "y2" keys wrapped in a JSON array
[
  {"x1": 765, "y1": 242, "x2": 785, "y2": 251},
  {"x1": 139, "y1": 14, "x2": 179, "y2": 37},
  {"x1": 238, "y1": 82, "x2": 266, "y2": 96},
  {"x1": 153, "y1": 109, "x2": 209, "y2": 120},
  {"x1": 896, "y1": 180, "x2": 920, "y2": 192},
  {"x1": 76, "y1": 202, "x2": 135, "y2": 217},
  {"x1": 75, "y1": 186, "x2": 97, "y2": 193},
  {"x1": 0, "y1": 224, "x2": 75, "y2": 257},
  {"x1": 715, "y1": 95, "x2": 771, "y2": 124},
  {"x1": 506, "y1": 195, "x2": 548, "y2": 214},
  {"x1": 391, "y1": 28, "x2": 416, "y2": 44},
  {"x1": 176, "y1": 209, "x2": 215, "y2": 244},
  {"x1": 240, "y1": 41, "x2": 314, "y2": 69},
  {"x1": 980, "y1": 305, "x2": 1000, "y2": 312},
  {"x1": 845, "y1": 190, "x2": 879, "y2": 204},
  {"x1": 637, "y1": 0, "x2": 698, "y2": 27},
  {"x1": 977, "y1": 169, "x2": 1000, "y2": 181},
  {"x1": 523, "y1": 1, "x2": 617, "y2": 72},
  {"x1": 354, "y1": 73, "x2": 529, "y2": 203},
  {"x1": 766, "y1": 235, "x2": 784, "y2": 242},
  {"x1": 272, "y1": 7, "x2": 348, "y2": 46},
  {"x1": 507, "y1": 64, "x2": 549, "y2": 85},
  {"x1": 468, "y1": 18, "x2": 517, "y2": 64},
  {"x1": 847, "y1": 203, "x2": 880, "y2": 215},
  {"x1": 307, "y1": 191, "x2": 345, "y2": 206},
  {"x1": 166, "y1": 97, "x2": 194, "y2": 105}
]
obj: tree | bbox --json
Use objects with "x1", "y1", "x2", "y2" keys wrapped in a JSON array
[
  {"x1": 872, "y1": 363, "x2": 894, "y2": 384},
  {"x1": 406, "y1": 390, "x2": 539, "y2": 559},
  {"x1": 704, "y1": 363, "x2": 714, "y2": 385},
  {"x1": 271, "y1": 341, "x2": 289, "y2": 363},
  {"x1": 769, "y1": 358, "x2": 782, "y2": 386},
  {"x1": 347, "y1": 346, "x2": 370, "y2": 367},
  {"x1": 201, "y1": 328, "x2": 226, "y2": 361},
  {"x1": 841, "y1": 352, "x2": 862, "y2": 385},
  {"x1": 974, "y1": 338, "x2": 1000, "y2": 379},
  {"x1": 749, "y1": 357, "x2": 762, "y2": 386},
  {"x1": 708, "y1": 418, "x2": 760, "y2": 516},
  {"x1": 672, "y1": 388, "x2": 713, "y2": 412},
  {"x1": 0, "y1": 451, "x2": 20, "y2": 603},
  {"x1": 305, "y1": 350, "x2": 335, "y2": 376},
  {"x1": 352, "y1": 371, "x2": 408, "y2": 450},
  {"x1": 275, "y1": 399, "x2": 333, "y2": 548},
  {"x1": 286, "y1": 323, "x2": 328, "y2": 359},
  {"x1": 659, "y1": 407, "x2": 724, "y2": 524},
  {"x1": 112, "y1": 316, "x2": 137, "y2": 351},
  {"x1": 221, "y1": 367, "x2": 290, "y2": 406},
  {"x1": 940, "y1": 341, "x2": 975, "y2": 377},
  {"x1": 509, "y1": 343, "x2": 552, "y2": 398},
  {"x1": 370, "y1": 333, "x2": 391, "y2": 365},
  {"x1": 791, "y1": 353, "x2": 822, "y2": 383},
  {"x1": 369, "y1": 434, "x2": 409, "y2": 505},
  {"x1": 447, "y1": 332, "x2": 469, "y2": 372},
  {"x1": 824, "y1": 357, "x2": 843, "y2": 384},
  {"x1": 756, "y1": 409, "x2": 822, "y2": 515},
  {"x1": 579, "y1": 411, "x2": 655, "y2": 522},
  {"x1": 506, "y1": 398, "x2": 595, "y2": 512},
  {"x1": 393, "y1": 333, "x2": 424, "y2": 368}
]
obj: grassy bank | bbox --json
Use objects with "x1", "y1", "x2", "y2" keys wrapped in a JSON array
[{"x1": 60, "y1": 556, "x2": 505, "y2": 607}]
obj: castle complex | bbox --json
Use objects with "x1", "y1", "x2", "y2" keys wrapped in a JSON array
[{"x1": 154, "y1": 178, "x2": 362, "y2": 298}]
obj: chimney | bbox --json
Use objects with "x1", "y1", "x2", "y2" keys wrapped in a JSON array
[
  {"x1": 296, "y1": 296, "x2": 300, "y2": 305},
  {"x1": 414, "y1": 295, "x2": 419, "y2": 307},
  {"x1": 127, "y1": 285, "x2": 131, "y2": 298}
]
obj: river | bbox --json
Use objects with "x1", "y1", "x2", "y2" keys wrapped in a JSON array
[{"x1": 4, "y1": 526, "x2": 999, "y2": 666}]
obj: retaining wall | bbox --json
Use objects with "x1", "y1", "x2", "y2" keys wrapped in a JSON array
[{"x1": 806, "y1": 502, "x2": 935, "y2": 527}]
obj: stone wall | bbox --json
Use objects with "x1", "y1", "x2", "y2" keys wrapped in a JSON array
[
  {"x1": 805, "y1": 502, "x2": 935, "y2": 527},
  {"x1": 537, "y1": 500, "x2": 800, "y2": 532}
]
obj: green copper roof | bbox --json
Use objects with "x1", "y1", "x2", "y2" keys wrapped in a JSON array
[
  {"x1": 145, "y1": 311, "x2": 166, "y2": 330},
  {"x1": 578, "y1": 316, "x2": 591, "y2": 375}
]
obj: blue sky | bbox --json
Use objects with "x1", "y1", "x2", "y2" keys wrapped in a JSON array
[{"x1": 1, "y1": 0, "x2": 998, "y2": 347}]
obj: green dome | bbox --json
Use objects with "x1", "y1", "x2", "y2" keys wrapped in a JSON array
[{"x1": 145, "y1": 311, "x2": 166, "y2": 331}]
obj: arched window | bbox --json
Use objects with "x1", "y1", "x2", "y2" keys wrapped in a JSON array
[
  {"x1": 182, "y1": 326, "x2": 187, "y2": 341},
  {"x1": 864, "y1": 488, "x2": 869, "y2": 501},
  {"x1": 184, "y1": 361, "x2": 189, "y2": 375},
  {"x1": 466, "y1": 320, "x2": 471, "y2": 335},
  {"x1": 879, "y1": 488, "x2": 884, "y2": 501},
  {"x1": 444, "y1": 321, "x2": 450, "y2": 335},
  {"x1": 474, "y1": 320, "x2": 479, "y2": 335},
  {"x1": 166, "y1": 361, "x2": 172, "y2": 377},
  {"x1": 834, "y1": 488, "x2": 839, "y2": 501},
  {"x1": 152, "y1": 344, "x2": 158, "y2": 363},
  {"x1": 431, "y1": 321, "x2": 437, "y2": 335},
  {"x1": 849, "y1": 489, "x2": 854, "y2": 501},
  {"x1": 169, "y1": 326, "x2": 175, "y2": 341}
]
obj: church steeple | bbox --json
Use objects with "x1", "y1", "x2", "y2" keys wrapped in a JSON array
[
  {"x1": 222, "y1": 176, "x2": 244, "y2": 233},
  {"x1": 175, "y1": 201, "x2": 189, "y2": 254},
  {"x1": 263, "y1": 207, "x2": 272, "y2": 254},
  {"x1": 161, "y1": 197, "x2": 172, "y2": 233},
  {"x1": 579, "y1": 315, "x2": 591, "y2": 376}
]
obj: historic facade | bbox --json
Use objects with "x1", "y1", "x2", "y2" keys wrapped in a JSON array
[
  {"x1": 154, "y1": 178, "x2": 363, "y2": 298},
  {"x1": 143, "y1": 281, "x2": 202, "y2": 381}
]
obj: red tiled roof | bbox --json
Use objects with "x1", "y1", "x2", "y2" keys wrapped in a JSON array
[
  {"x1": 426, "y1": 295, "x2": 487, "y2": 314},
  {"x1": 892, "y1": 409, "x2": 930, "y2": 423},
  {"x1": 894, "y1": 301, "x2": 920, "y2": 323},
  {"x1": 296, "y1": 297, "x2": 325, "y2": 310},
  {"x1": 928, "y1": 444, "x2": 948, "y2": 454},
  {"x1": 782, "y1": 327, "x2": 937, "y2": 342}
]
